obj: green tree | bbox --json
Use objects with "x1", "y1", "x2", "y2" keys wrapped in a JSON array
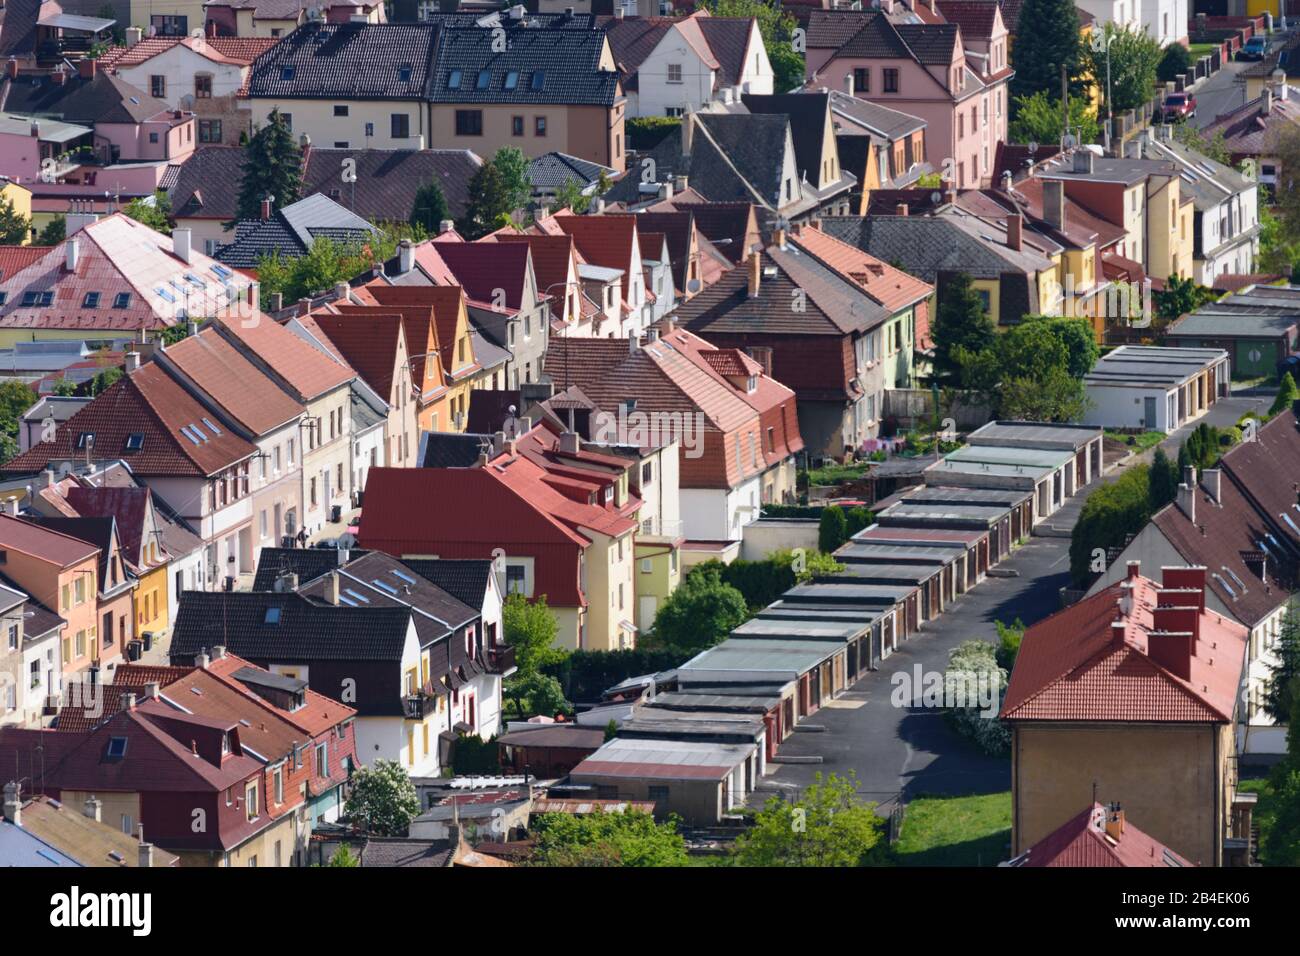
[
  {"x1": 344, "y1": 758, "x2": 420, "y2": 836},
  {"x1": 975, "y1": 318, "x2": 1092, "y2": 421},
  {"x1": 491, "y1": 146, "x2": 533, "y2": 214},
  {"x1": 652, "y1": 565, "x2": 748, "y2": 655},
  {"x1": 995, "y1": 618, "x2": 1025, "y2": 671},
  {"x1": 0, "y1": 380, "x2": 38, "y2": 462},
  {"x1": 1262, "y1": 764, "x2": 1300, "y2": 866},
  {"x1": 502, "y1": 592, "x2": 570, "y2": 715},
  {"x1": 326, "y1": 843, "x2": 360, "y2": 867},
  {"x1": 1153, "y1": 274, "x2": 1216, "y2": 325},
  {"x1": 1271, "y1": 124, "x2": 1300, "y2": 248},
  {"x1": 1258, "y1": 206, "x2": 1300, "y2": 275},
  {"x1": 1009, "y1": 0, "x2": 1082, "y2": 103},
  {"x1": 931, "y1": 272, "x2": 996, "y2": 386},
  {"x1": 409, "y1": 179, "x2": 449, "y2": 233},
  {"x1": 1069, "y1": 464, "x2": 1153, "y2": 584},
  {"x1": 458, "y1": 161, "x2": 515, "y2": 240},
  {"x1": 603, "y1": 718, "x2": 618, "y2": 742},
  {"x1": 87, "y1": 365, "x2": 122, "y2": 397},
  {"x1": 732, "y1": 772, "x2": 886, "y2": 866},
  {"x1": 529, "y1": 810, "x2": 689, "y2": 867},
  {"x1": 1009, "y1": 89, "x2": 1100, "y2": 146},
  {"x1": 1157, "y1": 42, "x2": 1192, "y2": 83},
  {"x1": 1148, "y1": 445, "x2": 1179, "y2": 510},
  {"x1": 818, "y1": 505, "x2": 849, "y2": 553},
  {"x1": 1172, "y1": 122, "x2": 1232, "y2": 166},
  {"x1": 123, "y1": 190, "x2": 171, "y2": 234},
  {"x1": 235, "y1": 109, "x2": 303, "y2": 223},
  {"x1": 37, "y1": 216, "x2": 65, "y2": 245},
  {"x1": 553, "y1": 177, "x2": 592, "y2": 215},
  {"x1": 1264, "y1": 607, "x2": 1300, "y2": 724},
  {"x1": 1271, "y1": 372, "x2": 1299, "y2": 414},
  {"x1": 1086, "y1": 24, "x2": 1161, "y2": 114},
  {"x1": 0, "y1": 195, "x2": 30, "y2": 244},
  {"x1": 701, "y1": 0, "x2": 804, "y2": 92}
]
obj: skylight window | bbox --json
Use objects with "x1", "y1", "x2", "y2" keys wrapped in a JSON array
[
  {"x1": 105, "y1": 737, "x2": 128, "y2": 759},
  {"x1": 75, "y1": 432, "x2": 94, "y2": 450},
  {"x1": 281, "y1": 65, "x2": 296, "y2": 81},
  {"x1": 1282, "y1": 512, "x2": 1300, "y2": 538},
  {"x1": 201, "y1": 417, "x2": 221, "y2": 436},
  {"x1": 210, "y1": 265, "x2": 232, "y2": 280},
  {"x1": 264, "y1": 606, "x2": 282, "y2": 625},
  {"x1": 21, "y1": 291, "x2": 53, "y2": 307},
  {"x1": 113, "y1": 292, "x2": 132, "y2": 308},
  {"x1": 156, "y1": 287, "x2": 176, "y2": 303},
  {"x1": 448, "y1": 69, "x2": 462, "y2": 88},
  {"x1": 344, "y1": 588, "x2": 370, "y2": 604},
  {"x1": 338, "y1": 595, "x2": 357, "y2": 607},
  {"x1": 1213, "y1": 572, "x2": 1236, "y2": 598},
  {"x1": 531, "y1": 70, "x2": 545, "y2": 90},
  {"x1": 476, "y1": 69, "x2": 491, "y2": 89},
  {"x1": 391, "y1": 569, "x2": 417, "y2": 584},
  {"x1": 504, "y1": 70, "x2": 519, "y2": 90},
  {"x1": 184, "y1": 273, "x2": 204, "y2": 287},
  {"x1": 371, "y1": 578, "x2": 399, "y2": 596},
  {"x1": 83, "y1": 292, "x2": 100, "y2": 308},
  {"x1": 1223, "y1": 566, "x2": 1246, "y2": 591},
  {"x1": 180, "y1": 426, "x2": 202, "y2": 445},
  {"x1": 124, "y1": 434, "x2": 144, "y2": 452}
]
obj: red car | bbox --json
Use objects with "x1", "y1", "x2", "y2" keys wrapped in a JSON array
[{"x1": 1159, "y1": 92, "x2": 1197, "y2": 122}]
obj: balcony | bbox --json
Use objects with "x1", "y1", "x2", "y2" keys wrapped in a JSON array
[
  {"x1": 485, "y1": 644, "x2": 516, "y2": 676},
  {"x1": 402, "y1": 693, "x2": 432, "y2": 720}
]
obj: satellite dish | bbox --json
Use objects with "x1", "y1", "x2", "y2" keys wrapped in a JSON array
[
  {"x1": 308, "y1": 5, "x2": 322, "y2": 18},
  {"x1": 1062, "y1": 132, "x2": 1077, "y2": 148},
  {"x1": 686, "y1": 278, "x2": 702, "y2": 294},
  {"x1": 930, "y1": 191, "x2": 942, "y2": 204}
]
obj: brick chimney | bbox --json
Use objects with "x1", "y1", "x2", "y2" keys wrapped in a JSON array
[
  {"x1": 746, "y1": 250, "x2": 761, "y2": 298},
  {"x1": 1042, "y1": 180, "x2": 1065, "y2": 230},
  {"x1": 1149, "y1": 599, "x2": 1197, "y2": 681},
  {"x1": 260, "y1": 196, "x2": 273, "y2": 220},
  {"x1": 1126, "y1": 560, "x2": 1141, "y2": 581},
  {"x1": 895, "y1": 203, "x2": 908, "y2": 216},
  {"x1": 1006, "y1": 213, "x2": 1022, "y2": 251},
  {"x1": 1161, "y1": 566, "x2": 1207, "y2": 610},
  {"x1": 78, "y1": 58, "x2": 96, "y2": 80}
]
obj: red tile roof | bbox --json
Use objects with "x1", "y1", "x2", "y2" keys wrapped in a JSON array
[
  {"x1": 0, "y1": 513, "x2": 98, "y2": 567},
  {"x1": 1001, "y1": 569, "x2": 1247, "y2": 723},
  {"x1": 331, "y1": 300, "x2": 449, "y2": 396},
  {"x1": 429, "y1": 240, "x2": 531, "y2": 311},
  {"x1": 1009, "y1": 803, "x2": 1194, "y2": 867},
  {"x1": 360, "y1": 285, "x2": 477, "y2": 381},
  {"x1": 0, "y1": 245, "x2": 51, "y2": 281},
  {"x1": 63, "y1": 486, "x2": 151, "y2": 566},
  {"x1": 493, "y1": 234, "x2": 577, "y2": 305},
  {"x1": 163, "y1": 326, "x2": 305, "y2": 435},
  {"x1": 554, "y1": 215, "x2": 639, "y2": 304},
  {"x1": 2, "y1": 365, "x2": 258, "y2": 478},
  {"x1": 213, "y1": 314, "x2": 354, "y2": 401},
  {"x1": 205, "y1": 652, "x2": 356, "y2": 739},
  {"x1": 790, "y1": 224, "x2": 934, "y2": 311},
  {"x1": 302, "y1": 311, "x2": 404, "y2": 402}
]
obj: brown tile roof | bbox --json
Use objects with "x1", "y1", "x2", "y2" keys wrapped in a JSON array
[
  {"x1": 1008, "y1": 803, "x2": 1193, "y2": 867},
  {"x1": 1001, "y1": 570, "x2": 1247, "y2": 723},
  {"x1": 0, "y1": 245, "x2": 51, "y2": 281},
  {"x1": 494, "y1": 234, "x2": 577, "y2": 304},
  {"x1": 1, "y1": 365, "x2": 258, "y2": 478},
  {"x1": 307, "y1": 311, "x2": 404, "y2": 401},
  {"x1": 0, "y1": 513, "x2": 98, "y2": 567},
  {"x1": 790, "y1": 224, "x2": 934, "y2": 311},
  {"x1": 15, "y1": 795, "x2": 180, "y2": 867},
  {"x1": 163, "y1": 326, "x2": 305, "y2": 435},
  {"x1": 213, "y1": 314, "x2": 354, "y2": 401},
  {"x1": 1221, "y1": 410, "x2": 1300, "y2": 553},
  {"x1": 935, "y1": 0, "x2": 1001, "y2": 38},
  {"x1": 360, "y1": 285, "x2": 476, "y2": 381}
]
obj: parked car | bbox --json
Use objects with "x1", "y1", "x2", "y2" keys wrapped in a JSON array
[
  {"x1": 1237, "y1": 36, "x2": 1269, "y2": 61},
  {"x1": 1159, "y1": 92, "x2": 1197, "y2": 122}
]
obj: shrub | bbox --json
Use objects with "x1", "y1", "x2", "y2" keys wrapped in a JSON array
[
  {"x1": 818, "y1": 505, "x2": 849, "y2": 553},
  {"x1": 626, "y1": 116, "x2": 681, "y2": 151},
  {"x1": 1157, "y1": 43, "x2": 1192, "y2": 82}
]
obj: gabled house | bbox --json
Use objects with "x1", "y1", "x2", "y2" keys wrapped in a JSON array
[
  {"x1": 1002, "y1": 802, "x2": 1194, "y2": 868},
  {"x1": 545, "y1": 324, "x2": 803, "y2": 560},
  {"x1": 216, "y1": 193, "x2": 379, "y2": 273},
  {"x1": 552, "y1": 212, "x2": 651, "y2": 337},
  {"x1": 0, "y1": 786, "x2": 180, "y2": 866},
  {"x1": 1200, "y1": 84, "x2": 1300, "y2": 195},
  {"x1": 1002, "y1": 562, "x2": 1251, "y2": 867},
  {"x1": 0, "y1": 574, "x2": 64, "y2": 727},
  {"x1": 204, "y1": 0, "x2": 386, "y2": 38},
  {"x1": 492, "y1": 233, "x2": 588, "y2": 334},
  {"x1": 818, "y1": 86, "x2": 930, "y2": 209},
  {"x1": 599, "y1": 11, "x2": 772, "y2": 118}
]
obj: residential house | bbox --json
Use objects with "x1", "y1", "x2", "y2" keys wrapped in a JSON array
[
  {"x1": 599, "y1": 11, "x2": 772, "y2": 118},
  {"x1": 0, "y1": 213, "x2": 255, "y2": 347},
  {"x1": 673, "y1": 228, "x2": 930, "y2": 458},
  {"x1": 0, "y1": 514, "x2": 103, "y2": 680},
  {"x1": 545, "y1": 324, "x2": 803, "y2": 562},
  {"x1": 1001, "y1": 563, "x2": 1252, "y2": 867},
  {"x1": 1002, "y1": 802, "x2": 1195, "y2": 867},
  {"x1": 1, "y1": 178, "x2": 33, "y2": 242},
  {"x1": 1089, "y1": 412, "x2": 1300, "y2": 756},
  {"x1": 1166, "y1": 284, "x2": 1300, "y2": 379},
  {"x1": 526, "y1": 150, "x2": 616, "y2": 203},
  {"x1": 204, "y1": 0, "x2": 386, "y2": 39},
  {"x1": 1199, "y1": 84, "x2": 1300, "y2": 196},
  {"x1": 804, "y1": 9, "x2": 1012, "y2": 189},
  {"x1": 818, "y1": 87, "x2": 930, "y2": 211},
  {"x1": 216, "y1": 193, "x2": 379, "y2": 273},
  {"x1": 490, "y1": 233, "x2": 589, "y2": 335},
  {"x1": 552, "y1": 213, "x2": 652, "y2": 337},
  {"x1": 17, "y1": 395, "x2": 88, "y2": 453},
  {"x1": 168, "y1": 144, "x2": 481, "y2": 256},
  {"x1": 0, "y1": 576, "x2": 62, "y2": 726},
  {"x1": 213, "y1": 314, "x2": 356, "y2": 540},
  {"x1": 0, "y1": 787, "x2": 180, "y2": 866}
]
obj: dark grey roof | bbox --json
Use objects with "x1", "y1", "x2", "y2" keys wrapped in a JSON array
[
  {"x1": 169, "y1": 146, "x2": 246, "y2": 221},
  {"x1": 527, "y1": 151, "x2": 614, "y2": 190},
  {"x1": 429, "y1": 26, "x2": 619, "y2": 106},
  {"x1": 217, "y1": 194, "x2": 376, "y2": 268},
  {"x1": 418, "y1": 430, "x2": 491, "y2": 468},
  {"x1": 1166, "y1": 309, "x2": 1300, "y2": 340},
  {"x1": 825, "y1": 88, "x2": 926, "y2": 141},
  {"x1": 303, "y1": 148, "x2": 482, "y2": 220},
  {"x1": 299, "y1": 549, "x2": 479, "y2": 634},
  {"x1": 2, "y1": 72, "x2": 171, "y2": 125},
  {"x1": 820, "y1": 214, "x2": 1041, "y2": 282},
  {"x1": 0, "y1": 0, "x2": 39, "y2": 57},
  {"x1": 247, "y1": 22, "x2": 441, "y2": 100},
  {"x1": 252, "y1": 546, "x2": 369, "y2": 592},
  {"x1": 895, "y1": 23, "x2": 960, "y2": 64},
  {"x1": 401, "y1": 558, "x2": 494, "y2": 611},
  {"x1": 170, "y1": 591, "x2": 414, "y2": 662},
  {"x1": 357, "y1": 838, "x2": 454, "y2": 867}
]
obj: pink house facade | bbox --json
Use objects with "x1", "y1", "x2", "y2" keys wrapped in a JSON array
[{"x1": 806, "y1": 9, "x2": 1011, "y2": 189}]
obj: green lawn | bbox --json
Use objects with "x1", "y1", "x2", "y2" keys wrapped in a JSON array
[
  {"x1": 804, "y1": 461, "x2": 872, "y2": 487},
  {"x1": 1188, "y1": 43, "x2": 1219, "y2": 58},
  {"x1": 893, "y1": 791, "x2": 1012, "y2": 866},
  {"x1": 1104, "y1": 429, "x2": 1165, "y2": 452}
]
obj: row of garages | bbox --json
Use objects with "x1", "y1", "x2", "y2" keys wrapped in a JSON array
[{"x1": 564, "y1": 423, "x2": 1105, "y2": 826}]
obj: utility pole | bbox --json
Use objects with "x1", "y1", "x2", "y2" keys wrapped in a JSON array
[{"x1": 1061, "y1": 63, "x2": 1069, "y2": 150}]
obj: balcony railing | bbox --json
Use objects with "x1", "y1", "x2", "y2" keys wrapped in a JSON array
[
  {"x1": 402, "y1": 693, "x2": 432, "y2": 720},
  {"x1": 485, "y1": 645, "x2": 516, "y2": 675}
]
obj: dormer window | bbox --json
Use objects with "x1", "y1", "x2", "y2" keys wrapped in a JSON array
[
  {"x1": 113, "y1": 292, "x2": 132, "y2": 308},
  {"x1": 221, "y1": 731, "x2": 231, "y2": 755},
  {"x1": 747, "y1": 374, "x2": 757, "y2": 392}
]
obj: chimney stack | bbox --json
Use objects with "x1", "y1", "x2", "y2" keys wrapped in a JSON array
[
  {"x1": 260, "y1": 196, "x2": 273, "y2": 220},
  {"x1": 125, "y1": 26, "x2": 143, "y2": 47},
  {"x1": 439, "y1": 219, "x2": 455, "y2": 235},
  {"x1": 1176, "y1": 466, "x2": 1197, "y2": 522},
  {"x1": 1126, "y1": 560, "x2": 1141, "y2": 580},
  {"x1": 1104, "y1": 804, "x2": 1125, "y2": 841},
  {"x1": 845, "y1": 71, "x2": 855, "y2": 96},
  {"x1": 1042, "y1": 180, "x2": 1065, "y2": 230},
  {"x1": 895, "y1": 203, "x2": 908, "y2": 216},
  {"x1": 143, "y1": 681, "x2": 160, "y2": 700},
  {"x1": 399, "y1": 238, "x2": 414, "y2": 275},
  {"x1": 125, "y1": 351, "x2": 141, "y2": 372},
  {"x1": 6, "y1": 59, "x2": 18, "y2": 81},
  {"x1": 2, "y1": 782, "x2": 20, "y2": 826},
  {"x1": 627, "y1": 330, "x2": 640, "y2": 354},
  {"x1": 1073, "y1": 149, "x2": 1094, "y2": 174},
  {"x1": 78, "y1": 58, "x2": 96, "y2": 80},
  {"x1": 173, "y1": 227, "x2": 192, "y2": 264},
  {"x1": 559, "y1": 431, "x2": 580, "y2": 454},
  {"x1": 66, "y1": 236, "x2": 80, "y2": 273},
  {"x1": 195, "y1": 651, "x2": 210, "y2": 669},
  {"x1": 138, "y1": 829, "x2": 154, "y2": 868},
  {"x1": 1006, "y1": 213, "x2": 1022, "y2": 251},
  {"x1": 120, "y1": 692, "x2": 137, "y2": 712},
  {"x1": 211, "y1": 645, "x2": 226, "y2": 660},
  {"x1": 84, "y1": 795, "x2": 102, "y2": 822},
  {"x1": 1161, "y1": 566, "x2": 1207, "y2": 610},
  {"x1": 1261, "y1": 88, "x2": 1274, "y2": 117},
  {"x1": 326, "y1": 571, "x2": 340, "y2": 605},
  {"x1": 746, "y1": 250, "x2": 761, "y2": 298}
]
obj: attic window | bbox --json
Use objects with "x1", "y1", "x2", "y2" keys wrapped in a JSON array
[
  {"x1": 124, "y1": 433, "x2": 145, "y2": 452},
  {"x1": 281, "y1": 66, "x2": 296, "y2": 81},
  {"x1": 75, "y1": 432, "x2": 95, "y2": 450},
  {"x1": 448, "y1": 69, "x2": 462, "y2": 88},
  {"x1": 476, "y1": 69, "x2": 491, "y2": 89},
  {"x1": 399, "y1": 64, "x2": 412, "y2": 82},
  {"x1": 113, "y1": 292, "x2": 132, "y2": 308},
  {"x1": 105, "y1": 736, "x2": 128, "y2": 759},
  {"x1": 264, "y1": 606, "x2": 282, "y2": 625},
  {"x1": 83, "y1": 292, "x2": 101, "y2": 308},
  {"x1": 531, "y1": 71, "x2": 545, "y2": 90},
  {"x1": 504, "y1": 70, "x2": 519, "y2": 90},
  {"x1": 21, "y1": 291, "x2": 53, "y2": 307}
]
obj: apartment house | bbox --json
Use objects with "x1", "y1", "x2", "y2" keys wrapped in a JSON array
[
  {"x1": 205, "y1": 0, "x2": 386, "y2": 37},
  {"x1": 0, "y1": 214, "x2": 254, "y2": 348},
  {"x1": 1035, "y1": 150, "x2": 1195, "y2": 286},
  {"x1": 600, "y1": 11, "x2": 772, "y2": 118},
  {"x1": 819, "y1": 87, "x2": 931, "y2": 209},
  {"x1": 805, "y1": 9, "x2": 1012, "y2": 189},
  {"x1": 0, "y1": 576, "x2": 64, "y2": 727},
  {"x1": 545, "y1": 325, "x2": 803, "y2": 563},
  {"x1": 490, "y1": 233, "x2": 588, "y2": 335},
  {"x1": 155, "y1": 325, "x2": 308, "y2": 569},
  {"x1": 211, "y1": 316, "x2": 356, "y2": 539},
  {"x1": 1002, "y1": 563, "x2": 1251, "y2": 867}
]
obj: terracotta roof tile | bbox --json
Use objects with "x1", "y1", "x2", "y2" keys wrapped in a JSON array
[
  {"x1": 163, "y1": 326, "x2": 305, "y2": 435},
  {"x1": 1009, "y1": 803, "x2": 1194, "y2": 867}
]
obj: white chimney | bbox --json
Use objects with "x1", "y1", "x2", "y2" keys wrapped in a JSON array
[
  {"x1": 137, "y1": 824, "x2": 153, "y2": 867},
  {"x1": 399, "y1": 238, "x2": 415, "y2": 274},
  {"x1": 2, "y1": 782, "x2": 20, "y2": 826},
  {"x1": 83, "y1": 795, "x2": 102, "y2": 822},
  {"x1": 173, "y1": 228, "x2": 192, "y2": 263},
  {"x1": 126, "y1": 351, "x2": 142, "y2": 372},
  {"x1": 66, "y1": 236, "x2": 79, "y2": 272},
  {"x1": 1203, "y1": 468, "x2": 1221, "y2": 504},
  {"x1": 439, "y1": 219, "x2": 455, "y2": 234}
]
